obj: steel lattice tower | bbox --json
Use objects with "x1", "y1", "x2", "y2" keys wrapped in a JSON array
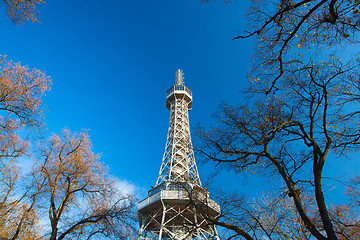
[{"x1": 138, "y1": 70, "x2": 220, "y2": 240}]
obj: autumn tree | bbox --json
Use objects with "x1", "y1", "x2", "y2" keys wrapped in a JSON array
[
  {"x1": 0, "y1": 2, "x2": 136, "y2": 239},
  {"x1": 0, "y1": 164, "x2": 43, "y2": 240},
  {"x1": 0, "y1": 55, "x2": 51, "y2": 172},
  {"x1": 1, "y1": 0, "x2": 45, "y2": 24},
  {"x1": 0, "y1": 0, "x2": 49, "y2": 183},
  {"x1": 32, "y1": 129, "x2": 137, "y2": 240},
  {"x1": 329, "y1": 204, "x2": 360, "y2": 240},
  {"x1": 0, "y1": 55, "x2": 51, "y2": 239},
  {"x1": 346, "y1": 174, "x2": 360, "y2": 206}
]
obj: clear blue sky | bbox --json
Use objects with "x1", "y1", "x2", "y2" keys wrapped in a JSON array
[
  {"x1": 0, "y1": 0, "x2": 253, "y2": 197},
  {"x1": 1, "y1": 0, "x2": 355, "y2": 202}
]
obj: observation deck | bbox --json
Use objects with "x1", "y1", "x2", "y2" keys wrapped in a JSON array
[
  {"x1": 138, "y1": 182, "x2": 220, "y2": 217},
  {"x1": 166, "y1": 85, "x2": 192, "y2": 110}
]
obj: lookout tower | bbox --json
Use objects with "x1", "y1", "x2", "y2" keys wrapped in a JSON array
[{"x1": 137, "y1": 70, "x2": 220, "y2": 240}]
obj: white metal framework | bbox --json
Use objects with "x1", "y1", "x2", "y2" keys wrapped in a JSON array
[{"x1": 138, "y1": 70, "x2": 220, "y2": 240}]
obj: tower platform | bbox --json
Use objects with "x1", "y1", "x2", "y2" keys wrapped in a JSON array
[{"x1": 138, "y1": 182, "x2": 220, "y2": 216}]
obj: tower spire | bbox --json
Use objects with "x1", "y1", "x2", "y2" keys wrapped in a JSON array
[
  {"x1": 175, "y1": 69, "x2": 184, "y2": 85},
  {"x1": 137, "y1": 70, "x2": 220, "y2": 240}
]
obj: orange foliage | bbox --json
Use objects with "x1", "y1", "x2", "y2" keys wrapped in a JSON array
[{"x1": 1, "y1": 0, "x2": 45, "y2": 24}]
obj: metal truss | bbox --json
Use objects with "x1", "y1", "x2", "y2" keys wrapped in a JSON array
[
  {"x1": 156, "y1": 96, "x2": 201, "y2": 187},
  {"x1": 138, "y1": 199, "x2": 220, "y2": 240},
  {"x1": 138, "y1": 70, "x2": 220, "y2": 240}
]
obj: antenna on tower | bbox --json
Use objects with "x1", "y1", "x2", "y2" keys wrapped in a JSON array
[{"x1": 175, "y1": 69, "x2": 184, "y2": 85}]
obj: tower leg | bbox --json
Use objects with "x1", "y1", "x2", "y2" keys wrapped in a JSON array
[
  {"x1": 193, "y1": 206, "x2": 201, "y2": 239},
  {"x1": 212, "y1": 224, "x2": 220, "y2": 240},
  {"x1": 158, "y1": 202, "x2": 166, "y2": 240}
]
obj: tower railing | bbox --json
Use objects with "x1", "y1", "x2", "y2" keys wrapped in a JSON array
[
  {"x1": 138, "y1": 189, "x2": 221, "y2": 213},
  {"x1": 166, "y1": 85, "x2": 192, "y2": 98}
]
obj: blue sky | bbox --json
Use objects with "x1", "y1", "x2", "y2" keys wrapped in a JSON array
[
  {"x1": 0, "y1": 0, "x2": 255, "y2": 197},
  {"x1": 1, "y1": 0, "x2": 357, "y2": 204}
]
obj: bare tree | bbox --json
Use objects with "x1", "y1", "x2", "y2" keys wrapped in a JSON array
[
  {"x1": 229, "y1": 0, "x2": 360, "y2": 94},
  {"x1": 32, "y1": 129, "x2": 137, "y2": 240},
  {"x1": 196, "y1": 55, "x2": 360, "y2": 239},
  {"x1": 211, "y1": 190, "x2": 318, "y2": 240},
  {"x1": 211, "y1": 190, "x2": 359, "y2": 240},
  {"x1": 195, "y1": 1, "x2": 360, "y2": 239}
]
